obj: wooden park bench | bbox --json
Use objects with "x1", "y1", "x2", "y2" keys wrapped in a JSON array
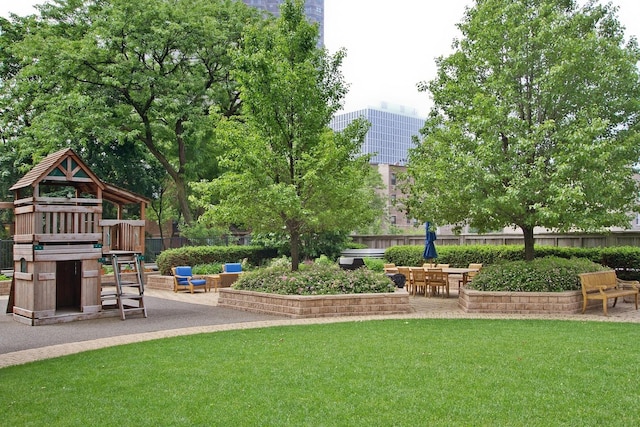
[{"x1": 578, "y1": 271, "x2": 638, "y2": 316}]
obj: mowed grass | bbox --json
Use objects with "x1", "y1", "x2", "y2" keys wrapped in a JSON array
[{"x1": 2, "y1": 319, "x2": 639, "y2": 426}]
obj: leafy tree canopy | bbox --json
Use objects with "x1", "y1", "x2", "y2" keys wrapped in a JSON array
[
  {"x1": 0, "y1": 0, "x2": 259, "y2": 223},
  {"x1": 192, "y1": 0, "x2": 381, "y2": 270},
  {"x1": 402, "y1": 0, "x2": 640, "y2": 260}
]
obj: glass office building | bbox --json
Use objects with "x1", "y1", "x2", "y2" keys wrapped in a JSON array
[
  {"x1": 330, "y1": 106, "x2": 425, "y2": 165},
  {"x1": 242, "y1": 0, "x2": 324, "y2": 46}
]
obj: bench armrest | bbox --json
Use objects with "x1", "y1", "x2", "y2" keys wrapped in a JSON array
[{"x1": 617, "y1": 279, "x2": 639, "y2": 289}]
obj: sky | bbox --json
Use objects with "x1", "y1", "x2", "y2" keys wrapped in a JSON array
[{"x1": 2, "y1": 0, "x2": 640, "y2": 118}]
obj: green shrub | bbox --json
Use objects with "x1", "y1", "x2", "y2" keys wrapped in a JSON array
[
  {"x1": 602, "y1": 246, "x2": 640, "y2": 267},
  {"x1": 384, "y1": 244, "x2": 525, "y2": 267},
  {"x1": 384, "y1": 244, "x2": 640, "y2": 277},
  {"x1": 269, "y1": 256, "x2": 293, "y2": 269},
  {"x1": 156, "y1": 245, "x2": 277, "y2": 275},
  {"x1": 363, "y1": 258, "x2": 384, "y2": 272},
  {"x1": 383, "y1": 245, "x2": 425, "y2": 266},
  {"x1": 314, "y1": 255, "x2": 335, "y2": 267},
  {"x1": 192, "y1": 263, "x2": 223, "y2": 275},
  {"x1": 344, "y1": 242, "x2": 368, "y2": 250},
  {"x1": 0, "y1": 274, "x2": 10, "y2": 281},
  {"x1": 469, "y1": 257, "x2": 608, "y2": 292},
  {"x1": 233, "y1": 264, "x2": 395, "y2": 295}
]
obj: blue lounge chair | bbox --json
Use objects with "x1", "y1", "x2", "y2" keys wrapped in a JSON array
[{"x1": 172, "y1": 266, "x2": 208, "y2": 293}]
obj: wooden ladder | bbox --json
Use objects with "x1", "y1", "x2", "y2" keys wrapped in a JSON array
[{"x1": 102, "y1": 251, "x2": 147, "y2": 320}]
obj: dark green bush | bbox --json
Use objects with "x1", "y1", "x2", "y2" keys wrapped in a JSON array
[
  {"x1": 469, "y1": 257, "x2": 608, "y2": 292},
  {"x1": 344, "y1": 242, "x2": 369, "y2": 250},
  {"x1": 599, "y1": 246, "x2": 640, "y2": 270},
  {"x1": 533, "y1": 246, "x2": 600, "y2": 262},
  {"x1": 233, "y1": 264, "x2": 395, "y2": 295},
  {"x1": 384, "y1": 244, "x2": 640, "y2": 278},
  {"x1": 383, "y1": 245, "x2": 426, "y2": 266},
  {"x1": 384, "y1": 244, "x2": 525, "y2": 267},
  {"x1": 156, "y1": 245, "x2": 277, "y2": 275}
]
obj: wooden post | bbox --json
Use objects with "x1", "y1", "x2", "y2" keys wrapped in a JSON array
[{"x1": 6, "y1": 276, "x2": 14, "y2": 314}]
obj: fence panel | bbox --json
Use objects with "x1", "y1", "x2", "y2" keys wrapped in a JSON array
[{"x1": 0, "y1": 240, "x2": 13, "y2": 270}]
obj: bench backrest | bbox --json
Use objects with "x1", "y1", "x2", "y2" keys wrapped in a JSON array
[
  {"x1": 578, "y1": 271, "x2": 618, "y2": 293},
  {"x1": 224, "y1": 263, "x2": 243, "y2": 273}
]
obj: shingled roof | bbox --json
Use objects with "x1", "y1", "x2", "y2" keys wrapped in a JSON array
[
  {"x1": 10, "y1": 148, "x2": 102, "y2": 191},
  {"x1": 9, "y1": 148, "x2": 149, "y2": 205}
]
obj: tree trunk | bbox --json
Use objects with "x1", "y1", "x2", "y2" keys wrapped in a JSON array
[
  {"x1": 522, "y1": 225, "x2": 535, "y2": 261},
  {"x1": 290, "y1": 229, "x2": 301, "y2": 271},
  {"x1": 174, "y1": 175, "x2": 193, "y2": 225}
]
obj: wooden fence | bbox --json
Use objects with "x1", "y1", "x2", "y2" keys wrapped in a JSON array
[
  {"x1": 3, "y1": 231, "x2": 640, "y2": 270},
  {"x1": 349, "y1": 231, "x2": 640, "y2": 249}
]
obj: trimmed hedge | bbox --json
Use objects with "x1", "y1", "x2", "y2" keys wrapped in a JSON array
[
  {"x1": 385, "y1": 244, "x2": 526, "y2": 267},
  {"x1": 384, "y1": 244, "x2": 640, "y2": 278},
  {"x1": 155, "y1": 245, "x2": 277, "y2": 276},
  {"x1": 468, "y1": 257, "x2": 608, "y2": 292}
]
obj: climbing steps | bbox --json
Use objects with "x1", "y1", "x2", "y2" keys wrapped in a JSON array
[{"x1": 101, "y1": 251, "x2": 147, "y2": 320}]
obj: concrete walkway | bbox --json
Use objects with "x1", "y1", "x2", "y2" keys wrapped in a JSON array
[{"x1": 1, "y1": 289, "x2": 638, "y2": 368}]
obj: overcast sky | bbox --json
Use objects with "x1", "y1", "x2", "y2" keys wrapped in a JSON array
[{"x1": 2, "y1": 0, "x2": 640, "y2": 117}]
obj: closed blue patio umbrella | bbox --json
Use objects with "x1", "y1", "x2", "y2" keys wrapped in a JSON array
[{"x1": 423, "y1": 222, "x2": 438, "y2": 262}]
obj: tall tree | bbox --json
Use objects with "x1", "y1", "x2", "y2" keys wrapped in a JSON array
[
  {"x1": 402, "y1": 0, "x2": 640, "y2": 260},
  {"x1": 2, "y1": 0, "x2": 258, "y2": 224},
  {"x1": 193, "y1": 0, "x2": 379, "y2": 271}
]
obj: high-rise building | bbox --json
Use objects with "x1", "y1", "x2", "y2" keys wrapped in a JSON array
[
  {"x1": 242, "y1": 0, "x2": 324, "y2": 46},
  {"x1": 330, "y1": 104, "x2": 426, "y2": 232},
  {"x1": 330, "y1": 104, "x2": 425, "y2": 165}
]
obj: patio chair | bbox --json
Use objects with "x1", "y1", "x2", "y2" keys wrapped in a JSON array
[
  {"x1": 219, "y1": 263, "x2": 243, "y2": 288},
  {"x1": 411, "y1": 267, "x2": 428, "y2": 296},
  {"x1": 426, "y1": 268, "x2": 449, "y2": 298},
  {"x1": 172, "y1": 266, "x2": 208, "y2": 294},
  {"x1": 458, "y1": 263, "x2": 483, "y2": 291},
  {"x1": 384, "y1": 263, "x2": 398, "y2": 274}
]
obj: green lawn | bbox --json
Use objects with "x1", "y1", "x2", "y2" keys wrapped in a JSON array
[{"x1": 2, "y1": 319, "x2": 639, "y2": 426}]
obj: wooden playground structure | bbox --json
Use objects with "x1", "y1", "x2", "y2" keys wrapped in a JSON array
[{"x1": 0, "y1": 148, "x2": 150, "y2": 325}]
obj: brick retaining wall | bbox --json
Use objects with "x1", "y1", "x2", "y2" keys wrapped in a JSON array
[
  {"x1": 218, "y1": 288, "x2": 414, "y2": 318},
  {"x1": 458, "y1": 288, "x2": 593, "y2": 314},
  {"x1": 145, "y1": 274, "x2": 174, "y2": 291},
  {"x1": 0, "y1": 279, "x2": 10, "y2": 296}
]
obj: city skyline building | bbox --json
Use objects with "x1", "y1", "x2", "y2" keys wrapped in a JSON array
[
  {"x1": 330, "y1": 104, "x2": 425, "y2": 166},
  {"x1": 242, "y1": 0, "x2": 324, "y2": 46},
  {"x1": 329, "y1": 104, "x2": 426, "y2": 233}
]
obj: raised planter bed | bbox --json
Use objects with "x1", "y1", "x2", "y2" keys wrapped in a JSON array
[
  {"x1": 145, "y1": 274, "x2": 174, "y2": 291},
  {"x1": 459, "y1": 287, "x2": 590, "y2": 314},
  {"x1": 0, "y1": 279, "x2": 11, "y2": 296},
  {"x1": 218, "y1": 288, "x2": 414, "y2": 318}
]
